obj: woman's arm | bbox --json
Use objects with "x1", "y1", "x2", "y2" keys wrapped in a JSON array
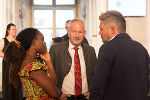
[
  {"x1": 30, "y1": 69, "x2": 59, "y2": 98},
  {"x1": 40, "y1": 51, "x2": 57, "y2": 84},
  {"x1": 0, "y1": 39, "x2": 4, "y2": 57}
]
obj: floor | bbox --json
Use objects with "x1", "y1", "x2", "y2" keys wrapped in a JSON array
[{"x1": 0, "y1": 92, "x2": 149, "y2": 100}]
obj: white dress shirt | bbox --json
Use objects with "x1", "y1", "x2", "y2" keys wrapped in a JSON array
[{"x1": 61, "y1": 40, "x2": 88, "y2": 95}]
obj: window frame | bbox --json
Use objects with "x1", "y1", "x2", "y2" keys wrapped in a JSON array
[{"x1": 31, "y1": 0, "x2": 78, "y2": 38}]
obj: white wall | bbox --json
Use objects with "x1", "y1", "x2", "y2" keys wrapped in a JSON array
[
  {"x1": 79, "y1": 0, "x2": 103, "y2": 56},
  {"x1": 0, "y1": 0, "x2": 6, "y2": 38},
  {"x1": 0, "y1": 0, "x2": 30, "y2": 92},
  {"x1": 82, "y1": 0, "x2": 150, "y2": 55}
]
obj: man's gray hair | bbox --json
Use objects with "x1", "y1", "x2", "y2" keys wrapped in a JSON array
[
  {"x1": 99, "y1": 10, "x2": 126, "y2": 33},
  {"x1": 68, "y1": 19, "x2": 85, "y2": 31}
]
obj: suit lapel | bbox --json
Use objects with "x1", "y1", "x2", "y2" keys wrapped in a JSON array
[
  {"x1": 82, "y1": 44, "x2": 89, "y2": 69},
  {"x1": 62, "y1": 41, "x2": 72, "y2": 75}
]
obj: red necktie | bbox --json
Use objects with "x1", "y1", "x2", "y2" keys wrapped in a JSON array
[{"x1": 74, "y1": 47, "x2": 82, "y2": 96}]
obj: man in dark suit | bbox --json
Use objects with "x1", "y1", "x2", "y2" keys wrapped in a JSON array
[
  {"x1": 49, "y1": 19, "x2": 97, "y2": 100},
  {"x1": 90, "y1": 10, "x2": 150, "y2": 100}
]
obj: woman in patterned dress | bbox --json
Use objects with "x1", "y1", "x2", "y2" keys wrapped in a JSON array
[{"x1": 4, "y1": 28, "x2": 59, "y2": 100}]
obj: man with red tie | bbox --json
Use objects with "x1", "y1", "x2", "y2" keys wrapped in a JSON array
[{"x1": 49, "y1": 19, "x2": 97, "y2": 100}]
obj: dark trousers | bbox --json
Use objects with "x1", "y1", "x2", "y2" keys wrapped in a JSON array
[{"x1": 67, "y1": 95, "x2": 87, "y2": 100}]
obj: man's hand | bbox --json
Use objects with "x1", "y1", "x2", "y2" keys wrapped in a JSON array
[
  {"x1": 84, "y1": 92, "x2": 90, "y2": 100},
  {"x1": 59, "y1": 93, "x2": 71, "y2": 100}
]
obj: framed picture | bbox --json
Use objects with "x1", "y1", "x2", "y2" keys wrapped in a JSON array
[{"x1": 108, "y1": 0, "x2": 146, "y2": 16}]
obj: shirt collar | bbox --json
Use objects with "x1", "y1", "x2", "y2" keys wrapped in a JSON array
[
  {"x1": 108, "y1": 34, "x2": 117, "y2": 41},
  {"x1": 69, "y1": 40, "x2": 81, "y2": 50}
]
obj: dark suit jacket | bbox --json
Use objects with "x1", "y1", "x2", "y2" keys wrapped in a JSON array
[
  {"x1": 49, "y1": 40, "x2": 97, "y2": 94},
  {"x1": 90, "y1": 33, "x2": 150, "y2": 100}
]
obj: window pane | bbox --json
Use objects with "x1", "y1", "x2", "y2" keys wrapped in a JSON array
[
  {"x1": 33, "y1": 0, "x2": 52, "y2": 5},
  {"x1": 34, "y1": 8, "x2": 53, "y2": 28},
  {"x1": 56, "y1": 0, "x2": 75, "y2": 5},
  {"x1": 38, "y1": 29, "x2": 53, "y2": 50},
  {"x1": 56, "y1": 29, "x2": 66, "y2": 37},
  {"x1": 56, "y1": 8, "x2": 75, "y2": 28}
]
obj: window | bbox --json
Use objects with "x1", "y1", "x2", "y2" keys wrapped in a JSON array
[
  {"x1": 32, "y1": 0, "x2": 77, "y2": 49},
  {"x1": 33, "y1": 0, "x2": 52, "y2": 5}
]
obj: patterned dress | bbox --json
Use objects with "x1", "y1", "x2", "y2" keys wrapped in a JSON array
[{"x1": 19, "y1": 61, "x2": 53, "y2": 100}]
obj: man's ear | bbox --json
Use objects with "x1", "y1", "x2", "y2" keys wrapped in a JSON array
[
  {"x1": 68, "y1": 31, "x2": 70, "y2": 37},
  {"x1": 110, "y1": 26, "x2": 117, "y2": 35}
]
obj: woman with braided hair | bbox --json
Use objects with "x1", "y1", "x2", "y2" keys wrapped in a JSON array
[{"x1": 4, "y1": 28, "x2": 59, "y2": 100}]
